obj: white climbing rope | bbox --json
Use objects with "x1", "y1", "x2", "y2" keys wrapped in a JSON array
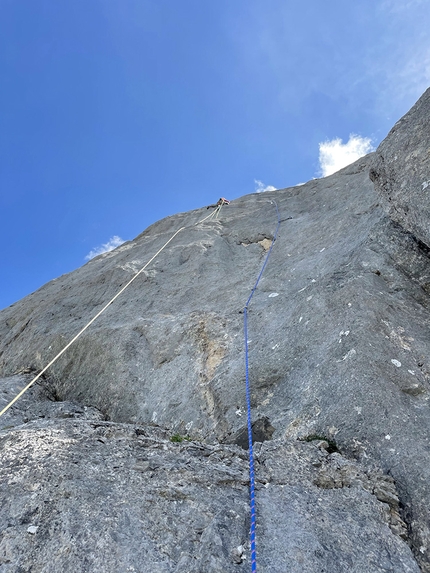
[{"x1": 0, "y1": 207, "x2": 219, "y2": 418}]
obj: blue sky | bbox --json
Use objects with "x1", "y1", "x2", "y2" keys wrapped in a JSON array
[{"x1": 1, "y1": 0, "x2": 429, "y2": 310}]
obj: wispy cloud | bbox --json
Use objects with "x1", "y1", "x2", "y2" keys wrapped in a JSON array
[
  {"x1": 229, "y1": 2, "x2": 430, "y2": 127},
  {"x1": 381, "y1": 0, "x2": 425, "y2": 13},
  {"x1": 318, "y1": 135, "x2": 374, "y2": 177},
  {"x1": 367, "y1": 2, "x2": 430, "y2": 118},
  {"x1": 85, "y1": 235, "x2": 125, "y2": 260},
  {"x1": 255, "y1": 179, "x2": 277, "y2": 193}
]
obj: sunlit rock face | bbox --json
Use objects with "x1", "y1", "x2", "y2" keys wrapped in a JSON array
[{"x1": 0, "y1": 90, "x2": 429, "y2": 572}]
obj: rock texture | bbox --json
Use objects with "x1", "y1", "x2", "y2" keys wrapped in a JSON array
[
  {"x1": 1, "y1": 90, "x2": 430, "y2": 572},
  {"x1": 370, "y1": 87, "x2": 430, "y2": 247},
  {"x1": 0, "y1": 406, "x2": 419, "y2": 573}
]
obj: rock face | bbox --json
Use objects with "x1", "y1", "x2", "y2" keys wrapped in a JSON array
[
  {"x1": 370, "y1": 87, "x2": 430, "y2": 247},
  {"x1": 1, "y1": 90, "x2": 430, "y2": 572},
  {"x1": 0, "y1": 402, "x2": 419, "y2": 573}
]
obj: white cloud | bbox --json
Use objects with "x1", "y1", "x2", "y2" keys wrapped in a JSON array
[
  {"x1": 318, "y1": 135, "x2": 375, "y2": 177},
  {"x1": 255, "y1": 179, "x2": 277, "y2": 193},
  {"x1": 85, "y1": 235, "x2": 125, "y2": 260}
]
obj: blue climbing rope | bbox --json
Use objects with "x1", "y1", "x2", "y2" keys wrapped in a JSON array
[{"x1": 243, "y1": 200, "x2": 281, "y2": 572}]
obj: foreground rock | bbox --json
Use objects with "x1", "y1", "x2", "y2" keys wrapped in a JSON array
[
  {"x1": 0, "y1": 374, "x2": 103, "y2": 430},
  {"x1": 1, "y1": 90, "x2": 429, "y2": 571},
  {"x1": 0, "y1": 410, "x2": 419, "y2": 572}
]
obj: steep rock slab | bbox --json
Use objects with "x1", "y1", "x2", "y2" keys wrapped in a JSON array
[
  {"x1": 1, "y1": 155, "x2": 430, "y2": 569},
  {"x1": 0, "y1": 418, "x2": 419, "y2": 573},
  {"x1": 0, "y1": 157, "x2": 380, "y2": 438},
  {"x1": 251, "y1": 208, "x2": 430, "y2": 569},
  {"x1": 370, "y1": 87, "x2": 430, "y2": 247},
  {"x1": 0, "y1": 92, "x2": 430, "y2": 569}
]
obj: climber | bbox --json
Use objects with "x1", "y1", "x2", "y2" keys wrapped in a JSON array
[{"x1": 206, "y1": 197, "x2": 230, "y2": 209}]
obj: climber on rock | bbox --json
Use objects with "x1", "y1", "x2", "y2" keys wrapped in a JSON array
[{"x1": 206, "y1": 197, "x2": 230, "y2": 209}]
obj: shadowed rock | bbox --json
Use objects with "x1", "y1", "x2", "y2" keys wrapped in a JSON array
[{"x1": 370, "y1": 87, "x2": 430, "y2": 247}]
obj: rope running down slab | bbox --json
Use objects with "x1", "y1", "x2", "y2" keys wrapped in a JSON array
[
  {"x1": 0, "y1": 207, "x2": 220, "y2": 419},
  {"x1": 243, "y1": 199, "x2": 280, "y2": 572},
  {"x1": 0, "y1": 197, "x2": 281, "y2": 572}
]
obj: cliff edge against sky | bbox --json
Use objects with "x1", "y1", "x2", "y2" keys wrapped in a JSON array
[{"x1": 1, "y1": 89, "x2": 429, "y2": 572}]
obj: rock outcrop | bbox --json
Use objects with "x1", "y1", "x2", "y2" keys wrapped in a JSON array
[
  {"x1": 0, "y1": 392, "x2": 419, "y2": 573},
  {"x1": 370, "y1": 87, "x2": 430, "y2": 248},
  {"x1": 1, "y1": 89, "x2": 429, "y2": 572}
]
